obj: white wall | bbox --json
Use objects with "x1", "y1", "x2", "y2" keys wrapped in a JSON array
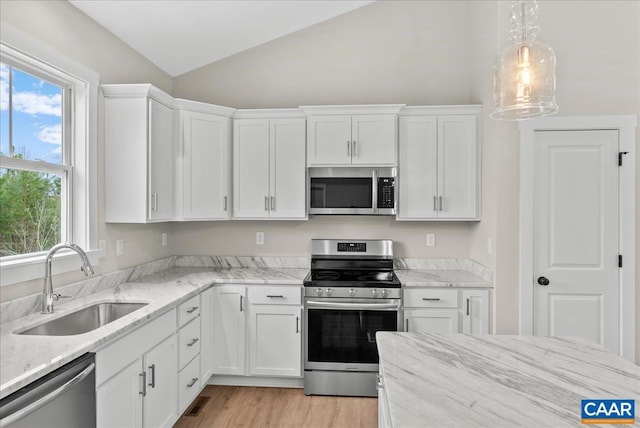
[{"x1": 0, "y1": 0, "x2": 174, "y2": 301}]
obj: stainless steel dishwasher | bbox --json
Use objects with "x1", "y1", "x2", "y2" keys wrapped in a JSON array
[{"x1": 0, "y1": 352, "x2": 96, "y2": 428}]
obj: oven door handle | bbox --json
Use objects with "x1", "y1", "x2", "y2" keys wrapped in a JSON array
[{"x1": 306, "y1": 300, "x2": 399, "y2": 310}]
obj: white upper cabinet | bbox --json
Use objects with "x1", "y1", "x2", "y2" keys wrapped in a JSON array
[
  {"x1": 397, "y1": 106, "x2": 481, "y2": 221},
  {"x1": 233, "y1": 110, "x2": 306, "y2": 220},
  {"x1": 103, "y1": 84, "x2": 175, "y2": 223},
  {"x1": 175, "y1": 100, "x2": 234, "y2": 221},
  {"x1": 302, "y1": 105, "x2": 404, "y2": 167}
]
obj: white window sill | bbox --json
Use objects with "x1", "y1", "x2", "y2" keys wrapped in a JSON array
[{"x1": 0, "y1": 250, "x2": 100, "y2": 287}]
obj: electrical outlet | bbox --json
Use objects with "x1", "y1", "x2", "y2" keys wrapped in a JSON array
[
  {"x1": 161, "y1": 232, "x2": 168, "y2": 247},
  {"x1": 256, "y1": 232, "x2": 264, "y2": 245},
  {"x1": 426, "y1": 233, "x2": 436, "y2": 247},
  {"x1": 116, "y1": 239, "x2": 124, "y2": 256},
  {"x1": 98, "y1": 240, "x2": 106, "y2": 258}
]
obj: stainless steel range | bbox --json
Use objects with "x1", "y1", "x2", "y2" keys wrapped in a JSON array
[{"x1": 303, "y1": 239, "x2": 402, "y2": 397}]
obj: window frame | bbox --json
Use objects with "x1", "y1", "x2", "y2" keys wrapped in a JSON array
[{"x1": 0, "y1": 26, "x2": 99, "y2": 286}]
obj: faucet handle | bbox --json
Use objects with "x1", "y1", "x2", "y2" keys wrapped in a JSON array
[{"x1": 52, "y1": 293, "x2": 71, "y2": 301}]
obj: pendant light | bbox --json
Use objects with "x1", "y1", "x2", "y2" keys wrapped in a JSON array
[{"x1": 490, "y1": 1, "x2": 558, "y2": 120}]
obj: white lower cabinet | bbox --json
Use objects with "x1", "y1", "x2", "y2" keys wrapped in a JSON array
[
  {"x1": 403, "y1": 288, "x2": 489, "y2": 334},
  {"x1": 178, "y1": 355, "x2": 201, "y2": 413},
  {"x1": 212, "y1": 285, "x2": 302, "y2": 379},
  {"x1": 96, "y1": 309, "x2": 178, "y2": 428}
]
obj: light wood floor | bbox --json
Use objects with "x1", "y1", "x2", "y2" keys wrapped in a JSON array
[{"x1": 173, "y1": 385, "x2": 378, "y2": 428}]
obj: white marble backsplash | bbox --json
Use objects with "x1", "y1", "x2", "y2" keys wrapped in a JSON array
[{"x1": 174, "y1": 256, "x2": 311, "y2": 269}]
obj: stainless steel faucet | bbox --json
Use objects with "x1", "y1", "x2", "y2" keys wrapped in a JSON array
[{"x1": 42, "y1": 243, "x2": 95, "y2": 314}]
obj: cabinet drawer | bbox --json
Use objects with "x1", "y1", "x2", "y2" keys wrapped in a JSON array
[
  {"x1": 178, "y1": 354, "x2": 201, "y2": 414},
  {"x1": 178, "y1": 317, "x2": 201, "y2": 370},
  {"x1": 403, "y1": 289, "x2": 458, "y2": 308},
  {"x1": 178, "y1": 294, "x2": 201, "y2": 327},
  {"x1": 248, "y1": 286, "x2": 301, "y2": 305}
]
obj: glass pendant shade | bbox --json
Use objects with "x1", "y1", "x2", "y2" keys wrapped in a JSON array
[{"x1": 490, "y1": 1, "x2": 558, "y2": 120}]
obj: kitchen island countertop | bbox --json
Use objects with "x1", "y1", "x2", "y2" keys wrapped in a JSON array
[{"x1": 376, "y1": 332, "x2": 640, "y2": 427}]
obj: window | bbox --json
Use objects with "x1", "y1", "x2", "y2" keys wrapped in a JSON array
[
  {"x1": 1, "y1": 61, "x2": 69, "y2": 257},
  {"x1": 0, "y1": 31, "x2": 98, "y2": 286}
]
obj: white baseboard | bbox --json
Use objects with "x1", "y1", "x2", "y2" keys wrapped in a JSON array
[{"x1": 206, "y1": 375, "x2": 303, "y2": 388}]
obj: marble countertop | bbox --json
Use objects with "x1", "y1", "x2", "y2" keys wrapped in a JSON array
[
  {"x1": 396, "y1": 269, "x2": 491, "y2": 288},
  {"x1": 0, "y1": 266, "x2": 307, "y2": 399},
  {"x1": 377, "y1": 332, "x2": 640, "y2": 427}
]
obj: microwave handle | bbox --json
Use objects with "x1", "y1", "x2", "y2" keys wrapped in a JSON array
[{"x1": 371, "y1": 169, "x2": 378, "y2": 213}]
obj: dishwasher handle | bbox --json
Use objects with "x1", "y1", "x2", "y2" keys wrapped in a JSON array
[{"x1": 0, "y1": 362, "x2": 95, "y2": 426}]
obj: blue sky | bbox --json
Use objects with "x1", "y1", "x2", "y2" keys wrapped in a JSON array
[{"x1": 0, "y1": 63, "x2": 63, "y2": 164}]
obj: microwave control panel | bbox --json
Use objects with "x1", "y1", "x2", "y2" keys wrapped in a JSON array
[{"x1": 377, "y1": 177, "x2": 395, "y2": 209}]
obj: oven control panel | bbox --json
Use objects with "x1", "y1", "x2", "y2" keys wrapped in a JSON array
[
  {"x1": 337, "y1": 242, "x2": 366, "y2": 252},
  {"x1": 308, "y1": 287, "x2": 401, "y2": 299}
]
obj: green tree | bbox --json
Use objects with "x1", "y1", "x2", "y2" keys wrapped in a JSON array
[{"x1": 0, "y1": 167, "x2": 61, "y2": 256}]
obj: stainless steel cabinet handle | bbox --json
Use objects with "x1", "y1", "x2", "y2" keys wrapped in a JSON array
[
  {"x1": 422, "y1": 298, "x2": 441, "y2": 301},
  {"x1": 240, "y1": 295, "x2": 244, "y2": 312},
  {"x1": 347, "y1": 140, "x2": 351, "y2": 156},
  {"x1": 439, "y1": 195, "x2": 443, "y2": 211},
  {"x1": 296, "y1": 316, "x2": 300, "y2": 333},
  {"x1": 224, "y1": 195, "x2": 228, "y2": 211},
  {"x1": 186, "y1": 378, "x2": 198, "y2": 388},
  {"x1": 271, "y1": 196, "x2": 275, "y2": 211},
  {"x1": 352, "y1": 140, "x2": 357, "y2": 157},
  {"x1": 139, "y1": 371, "x2": 147, "y2": 396},
  {"x1": 187, "y1": 338, "x2": 199, "y2": 347},
  {"x1": 433, "y1": 195, "x2": 437, "y2": 211},
  {"x1": 405, "y1": 318, "x2": 409, "y2": 332},
  {"x1": 156, "y1": 194, "x2": 159, "y2": 211},
  {"x1": 466, "y1": 298, "x2": 470, "y2": 316},
  {"x1": 0, "y1": 362, "x2": 95, "y2": 426},
  {"x1": 266, "y1": 295, "x2": 284, "y2": 298},
  {"x1": 151, "y1": 194, "x2": 156, "y2": 211},
  {"x1": 264, "y1": 196, "x2": 268, "y2": 211},
  {"x1": 186, "y1": 306, "x2": 199, "y2": 314},
  {"x1": 148, "y1": 364, "x2": 156, "y2": 388}
]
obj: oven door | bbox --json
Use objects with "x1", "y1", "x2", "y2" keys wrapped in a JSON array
[{"x1": 304, "y1": 297, "x2": 401, "y2": 372}]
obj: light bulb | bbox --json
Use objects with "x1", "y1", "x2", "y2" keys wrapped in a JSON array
[{"x1": 516, "y1": 45, "x2": 534, "y2": 102}]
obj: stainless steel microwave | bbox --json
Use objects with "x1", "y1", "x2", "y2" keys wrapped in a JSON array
[{"x1": 308, "y1": 167, "x2": 397, "y2": 215}]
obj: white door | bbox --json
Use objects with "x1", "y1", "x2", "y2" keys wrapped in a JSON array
[
  {"x1": 307, "y1": 115, "x2": 351, "y2": 165},
  {"x1": 143, "y1": 334, "x2": 177, "y2": 428},
  {"x1": 398, "y1": 115, "x2": 438, "y2": 219},
  {"x1": 404, "y1": 309, "x2": 459, "y2": 334},
  {"x1": 212, "y1": 286, "x2": 246, "y2": 375},
  {"x1": 182, "y1": 110, "x2": 230, "y2": 220},
  {"x1": 96, "y1": 358, "x2": 143, "y2": 428},
  {"x1": 351, "y1": 115, "x2": 397, "y2": 166},
  {"x1": 533, "y1": 130, "x2": 619, "y2": 352},
  {"x1": 437, "y1": 115, "x2": 478, "y2": 218},
  {"x1": 270, "y1": 118, "x2": 306, "y2": 219},
  {"x1": 249, "y1": 305, "x2": 301, "y2": 377},
  {"x1": 233, "y1": 119, "x2": 270, "y2": 218},
  {"x1": 148, "y1": 99, "x2": 174, "y2": 221}
]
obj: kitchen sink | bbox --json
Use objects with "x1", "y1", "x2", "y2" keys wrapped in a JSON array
[{"x1": 17, "y1": 302, "x2": 148, "y2": 336}]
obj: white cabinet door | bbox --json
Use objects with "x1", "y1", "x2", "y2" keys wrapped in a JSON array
[
  {"x1": 199, "y1": 288, "x2": 214, "y2": 385},
  {"x1": 307, "y1": 115, "x2": 352, "y2": 165},
  {"x1": 398, "y1": 116, "x2": 438, "y2": 219},
  {"x1": 233, "y1": 119, "x2": 270, "y2": 218},
  {"x1": 270, "y1": 118, "x2": 306, "y2": 219},
  {"x1": 212, "y1": 286, "x2": 246, "y2": 375},
  {"x1": 461, "y1": 290, "x2": 489, "y2": 334},
  {"x1": 404, "y1": 309, "x2": 459, "y2": 334},
  {"x1": 96, "y1": 358, "x2": 143, "y2": 428},
  {"x1": 437, "y1": 115, "x2": 479, "y2": 219},
  {"x1": 351, "y1": 115, "x2": 397, "y2": 166},
  {"x1": 180, "y1": 110, "x2": 230, "y2": 220},
  {"x1": 148, "y1": 99, "x2": 174, "y2": 221},
  {"x1": 143, "y1": 334, "x2": 178, "y2": 428},
  {"x1": 249, "y1": 305, "x2": 301, "y2": 377}
]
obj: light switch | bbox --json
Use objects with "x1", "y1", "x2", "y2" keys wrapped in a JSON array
[
  {"x1": 256, "y1": 232, "x2": 264, "y2": 245},
  {"x1": 116, "y1": 239, "x2": 124, "y2": 256},
  {"x1": 161, "y1": 232, "x2": 168, "y2": 247}
]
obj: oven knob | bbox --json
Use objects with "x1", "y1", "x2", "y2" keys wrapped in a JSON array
[
  {"x1": 349, "y1": 288, "x2": 356, "y2": 297},
  {"x1": 315, "y1": 287, "x2": 324, "y2": 296},
  {"x1": 325, "y1": 288, "x2": 334, "y2": 297},
  {"x1": 381, "y1": 289, "x2": 388, "y2": 298},
  {"x1": 371, "y1": 289, "x2": 378, "y2": 297}
]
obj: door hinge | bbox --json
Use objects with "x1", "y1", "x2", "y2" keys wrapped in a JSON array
[
  {"x1": 618, "y1": 151, "x2": 629, "y2": 166},
  {"x1": 619, "y1": 254, "x2": 623, "y2": 268}
]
